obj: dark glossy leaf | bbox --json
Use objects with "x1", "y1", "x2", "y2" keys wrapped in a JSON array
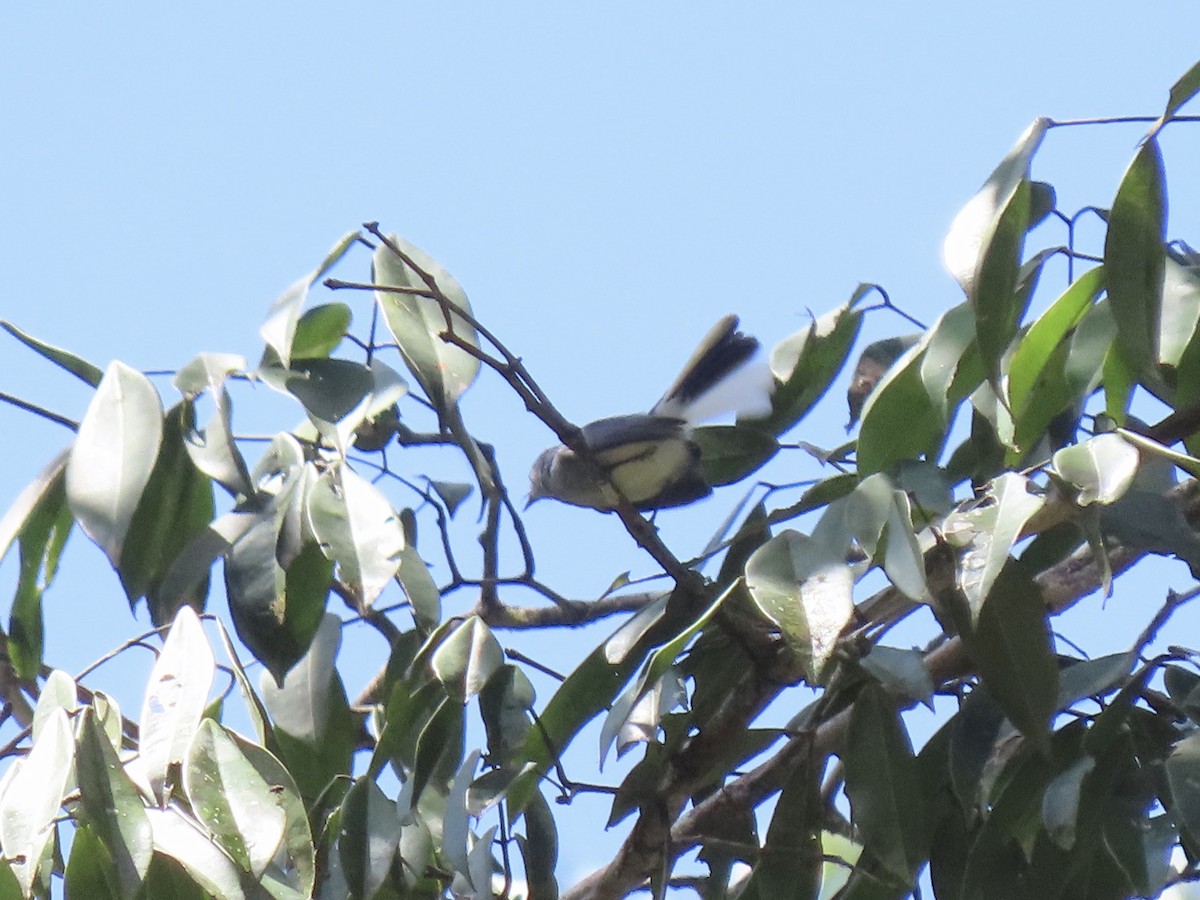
[
  {"x1": 157, "y1": 510, "x2": 259, "y2": 628},
  {"x1": 66, "y1": 361, "x2": 164, "y2": 566},
  {"x1": 338, "y1": 778, "x2": 400, "y2": 900},
  {"x1": 479, "y1": 664, "x2": 535, "y2": 764},
  {"x1": 226, "y1": 516, "x2": 331, "y2": 685},
  {"x1": 0, "y1": 320, "x2": 103, "y2": 386},
  {"x1": 692, "y1": 424, "x2": 779, "y2": 485},
  {"x1": 184, "y1": 719, "x2": 286, "y2": 877},
  {"x1": 374, "y1": 234, "x2": 481, "y2": 411},
  {"x1": 412, "y1": 696, "x2": 464, "y2": 805},
  {"x1": 745, "y1": 530, "x2": 854, "y2": 682},
  {"x1": 259, "y1": 613, "x2": 342, "y2": 744},
  {"x1": 7, "y1": 461, "x2": 72, "y2": 679},
  {"x1": 279, "y1": 357, "x2": 374, "y2": 427},
  {"x1": 0, "y1": 708, "x2": 73, "y2": 896},
  {"x1": 1104, "y1": 137, "x2": 1165, "y2": 382},
  {"x1": 119, "y1": 402, "x2": 215, "y2": 623},
  {"x1": 517, "y1": 788, "x2": 559, "y2": 900},
  {"x1": 972, "y1": 177, "x2": 1034, "y2": 384},
  {"x1": 962, "y1": 561, "x2": 1058, "y2": 752},
  {"x1": 844, "y1": 682, "x2": 925, "y2": 883},
  {"x1": 736, "y1": 749, "x2": 821, "y2": 900},
  {"x1": 443, "y1": 750, "x2": 481, "y2": 881},
  {"x1": 763, "y1": 291, "x2": 865, "y2": 434},
  {"x1": 76, "y1": 707, "x2": 152, "y2": 896},
  {"x1": 1165, "y1": 731, "x2": 1200, "y2": 847},
  {"x1": 138, "y1": 605, "x2": 215, "y2": 803},
  {"x1": 1055, "y1": 652, "x2": 1133, "y2": 711}
]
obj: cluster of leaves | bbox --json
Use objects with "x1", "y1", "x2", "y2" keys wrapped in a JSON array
[{"x1": 4, "y1": 59, "x2": 1200, "y2": 900}]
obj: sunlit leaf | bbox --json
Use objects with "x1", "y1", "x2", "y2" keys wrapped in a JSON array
[
  {"x1": 66, "y1": 361, "x2": 164, "y2": 566},
  {"x1": 307, "y1": 464, "x2": 405, "y2": 606},
  {"x1": 76, "y1": 707, "x2": 152, "y2": 896},
  {"x1": 289, "y1": 302, "x2": 352, "y2": 359},
  {"x1": 145, "y1": 807, "x2": 246, "y2": 899},
  {"x1": 374, "y1": 234, "x2": 481, "y2": 411},
  {"x1": 259, "y1": 613, "x2": 342, "y2": 743},
  {"x1": 396, "y1": 543, "x2": 441, "y2": 635},
  {"x1": 1150, "y1": 58, "x2": 1200, "y2": 135},
  {"x1": 1051, "y1": 432, "x2": 1140, "y2": 506},
  {"x1": 860, "y1": 645, "x2": 935, "y2": 710},
  {"x1": 0, "y1": 708, "x2": 73, "y2": 896},
  {"x1": 745, "y1": 530, "x2": 854, "y2": 683},
  {"x1": 184, "y1": 719, "x2": 286, "y2": 878},
  {"x1": 139, "y1": 606, "x2": 215, "y2": 804},
  {"x1": 431, "y1": 615, "x2": 504, "y2": 702},
  {"x1": 443, "y1": 750, "x2": 481, "y2": 882}
]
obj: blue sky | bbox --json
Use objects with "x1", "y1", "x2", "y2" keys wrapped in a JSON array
[{"x1": 3, "y1": 4, "x2": 1200, "y2": 892}]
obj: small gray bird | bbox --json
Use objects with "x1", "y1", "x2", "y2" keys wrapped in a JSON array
[{"x1": 527, "y1": 315, "x2": 772, "y2": 511}]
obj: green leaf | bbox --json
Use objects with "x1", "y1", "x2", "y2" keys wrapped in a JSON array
[
  {"x1": 1151, "y1": 58, "x2": 1200, "y2": 134},
  {"x1": 1050, "y1": 432, "x2": 1139, "y2": 506},
  {"x1": 737, "y1": 750, "x2": 822, "y2": 900},
  {"x1": 7, "y1": 462, "x2": 72, "y2": 679},
  {"x1": 226, "y1": 515, "x2": 331, "y2": 685},
  {"x1": 692, "y1": 424, "x2": 779, "y2": 486},
  {"x1": 881, "y1": 488, "x2": 930, "y2": 602},
  {"x1": 962, "y1": 561, "x2": 1058, "y2": 752},
  {"x1": 374, "y1": 234, "x2": 481, "y2": 412},
  {"x1": 1008, "y1": 267, "x2": 1105, "y2": 412},
  {"x1": 745, "y1": 530, "x2": 854, "y2": 683},
  {"x1": 119, "y1": 401, "x2": 215, "y2": 623},
  {"x1": 231, "y1": 732, "x2": 315, "y2": 896},
  {"x1": 259, "y1": 613, "x2": 342, "y2": 743},
  {"x1": 213, "y1": 618, "x2": 275, "y2": 749},
  {"x1": 439, "y1": 750, "x2": 480, "y2": 884},
  {"x1": 277, "y1": 357, "x2": 374, "y2": 427},
  {"x1": 516, "y1": 789, "x2": 560, "y2": 900},
  {"x1": 0, "y1": 450, "x2": 68, "y2": 565},
  {"x1": 860, "y1": 645, "x2": 935, "y2": 710},
  {"x1": 64, "y1": 823, "x2": 121, "y2": 900},
  {"x1": 430, "y1": 480, "x2": 473, "y2": 517},
  {"x1": 0, "y1": 320, "x2": 103, "y2": 386},
  {"x1": 184, "y1": 719, "x2": 287, "y2": 878},
  {"x1": 918, "y1": 302, "x2": 978, "y2": 414},
  {"x1": 138, "y1": 605, "x2": 215, "y2": 804},
  {"x1": 1158, "y1": 256, "x2": 1200, "y2": 369},
  {"x1": 479, "y1": 665, "x2": 535, "y2": 764},
  {"x1": 1165, "y1": 731, "x2": 1200, "y2": 847},
  {"x1": 943, "y1": 118, "x2": 1048, "y2": 293},
  {"x1": 66, "y1": 361, "x2": 164, "y2": 566},
  {"x1": 943, "y1": 473, "x2": 1044, "y2": 621},
  {"x1": 338, "y1": 778, "x2": 401, "y2": 900},
  {"x1": 430, "y1": 615, "x2": 504, "y2": 702},
  {"x1": 0, "y1": 708, "x2": 73, "y2": 896},
  {"x1": 396, "y1": 543, "x2": 441, "y2": 635},
  {"x1": 858, "y1": 348, "x2": 945, "y2": 475},
  {"x1": 260, "y1": 275, "x2": 310, "y2": 371},
  {"x1": 289, "y1": 302, "x2": 352, "y2": 359},
  {"x1": 972, "y1": 177, "x2": 1034, "y2": 384},
  {"x1": 763, "y1": 291, "x2": 865, "y2": 434},
  {"x1": 174, "y1": 355, "x2": 252, "y2": 497},
  {"x1": 1055, "y1": 652, "x2": 1134, "y2": 711},
  {"x1": 1041, "y1": 755, "x2": 1095, "y2": 850},
  {"x1": 307, "y1": 464, "x2": 405, "y2": 606},
  {"x1": 145, "y1": 807, "x2": 248, "y2": 899},
  {"x1": 1104, "y1": 137, "x2": 1165, "y2": 382},
  {"x1": 76, "y1": 707, "x2": 152, "y2": 896},
  {"x1": 411, "y1": 695, "x2": 464, "y2": 806},
  {"x1": 32, "y1": 669, "x2": 77, "y2": 741},
  {"x1": 844, "y1": 682, "x2": 925, "y2": 883}
]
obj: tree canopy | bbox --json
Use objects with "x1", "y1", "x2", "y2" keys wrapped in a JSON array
[{"x1": 3, "y1": 57, "x2": 1200, "y2": 900}]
